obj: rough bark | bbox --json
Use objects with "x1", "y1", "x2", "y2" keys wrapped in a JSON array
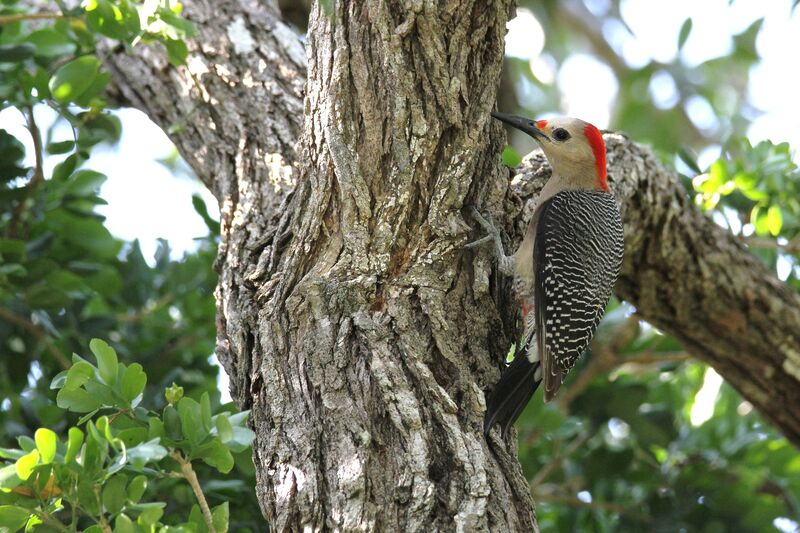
[
  {"x1": 251, "y1": 2, "x2": 538, "y2": 530},
  {"x1": 99, "y1": 0, "x2": 800, "y2": 529}
]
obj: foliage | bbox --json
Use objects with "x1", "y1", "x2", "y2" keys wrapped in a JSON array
[
  {"x1": 0, "y1": 339, "x2": 255, "y2": 532},
  {"x1": 0, "y1": 1, "x2": 261, "y2": 532}
]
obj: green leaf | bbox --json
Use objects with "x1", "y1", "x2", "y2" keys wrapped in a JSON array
[
  {"x1": 126, "y1": 439, "x2": 167, "y2": 468},
  {"x1": 46, "y1": 139, "x2": 75, "y2": 155},
  {"x1": 114, "y1": 513, "x2": 135, "y2": 533},
  {"x1": 0, "y1": 464, "x2": 22, "y2": 491},
  {"x1": 0, "y1": 506, "x2": 31, "y2": 533},
  {"x1": 767, "y1": 205, "x2": 783, "y2": 236},
  {"x1": 63, "y1": 361, "x2": 96, "y2": 391},
  {"x1": 178, "y1": 397, "x2": 205, "y2": 445},
  {"x1": 753, "y1": 205, "x2": 770, "y2": 235},
  {"x1": 134, "y1": 502, "x2": 165, "y2": 526},
  {"x1": 216, "y1": 414, "x2": 233, "y2": 443},
  {"x1": 48, "y1": 55, "x2": 102, "y2": 104},
  {"x1": 200, "y1": 392, "x2": 212, "y2": 433},
  {"x1": 116, "y1": 427, "x2": 148, "y2": 448},
  {"x1": 163, "y1": 405, "x2": 182, "y2": 441},
  {"x1": 17, "y1": 436, "x2": 35, "y2": 453},
  {"x1": 56, "y1": 387, "x2": 102, "y2": 412},
  {"x1": 501, "y1": 145, "x2": 522, "y2": 167},
  {"x1": 677, "y1": 147, "x2": 701, "y2": 174},
  {"x1": 0, "y1": 43, "x2": 36, "y2": 62},
  {"x1": 85, "y1": 0, "x2": 126, "y2": 40},
  {"x1": 65, "y1": 427, "x2": 84, "y2": 463},
  {"x1": 50, "y1": 370, "x2": 68, "y2": 390},
  {"x1": 74, "y1": 71, "x2": 111, "y2": 107},
  {"x1": 678, "y1": 18, "x2": 693, "y2": 50},
  {"x1": 103, "y1": 474, "x2": 128, "y2": 515},
  {"x1": 127, "y1": 475, "x2": 147, "y2": 503},
  {"x1": 156, "y1": 7, "x2": 197, "y2": 37},
  {"x1": 196, "y1": 439, "x2": 234, "y2": 473},
  {"x1": 90, "y1": 338, "x2": 119, "y2": 386},
  {"x1": 120, "y1": 363, "x2": 147, "y2": 405},
  {"x1": 34, "y1": 428, "x2": 57, "y2": 464},
  {"x1": 15, "y1": 449, "x2": 39, "y2": 480},
  {"x1": 52, "y1": 152, "x2": 79, "y2": 181},
  {"x1": 65, "y1": 169, "x2": 107, "y2": 196},
  {"x1": 0, "y1": 448, "x2": 25, "y2": 460},
  {"x1": 164, "y1": 38, "x2": 188, "y2": 66},
  {"x1": 0, "y1": 130, "x2": 27, "y2": 181},
  {"x1": 212, "y1": 502, "x2": 229, "y2": 533},
  {"x1": 148, "y1": 416, "x2": 166, "y2": 441},
  {"x1": 24, "y1": 28, "x2": 77, "y2": 57},
  {"x1": 80, "y1": 112, "x2": 122, "y2": 144},
  {"x1": 192, "y1": 194, "x2": 220, "y2": 234},
  {"x1": 225, "y1": 426, "x2": 256, "y2": 453}
]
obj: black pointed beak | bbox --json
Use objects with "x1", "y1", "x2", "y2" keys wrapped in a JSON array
[{"x1": 491, "y1": 112, "x2": 550, "y2": 142}]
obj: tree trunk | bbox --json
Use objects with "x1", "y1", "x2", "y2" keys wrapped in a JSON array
[
  {"x1": 102, "y1": 0, "x2": 800, "y2": 529},
  {"x1": 246, "y1": 1, "x2": 542, "y2": 529}
]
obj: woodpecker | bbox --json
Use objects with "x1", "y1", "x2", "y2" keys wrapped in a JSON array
[{"x1": 472, "y1": 113, "x2": 624, "y2": 439}]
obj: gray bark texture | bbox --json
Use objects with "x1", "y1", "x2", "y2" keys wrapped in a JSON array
[{"x1": 101, "y1": 0, "x2": 800, "y2": 530}]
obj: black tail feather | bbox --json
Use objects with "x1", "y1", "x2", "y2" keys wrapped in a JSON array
[{"x1": 484, "y1": 350, "x2": 541, "y2": 439}]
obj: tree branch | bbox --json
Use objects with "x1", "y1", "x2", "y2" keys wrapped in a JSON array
[
  {"x1": 532, "y1": 493, "x2": 650, "y2": 522},
  {"x1": 9, "y1": 106, "x2": 45, "y2": 239},
  {"x1": 0, "y1": 12, "x2": 64, "y2": 24},
  {"x1": 170, "y1": 450, "x2": 217, "y2": 533},
  {"x1": 0, "y1": 307, "x2": 70, "y2": 369},
  {"x1": 529, "y1": 429, "x2": 595, "y2": 488}
]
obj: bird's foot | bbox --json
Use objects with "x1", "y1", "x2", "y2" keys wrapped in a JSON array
[
  {"x1": 465, "y1": 207, "x2": 514, "y2": 275},
  {"x1": 465, "y1": 207, "x2": 502, "y2": 248}
]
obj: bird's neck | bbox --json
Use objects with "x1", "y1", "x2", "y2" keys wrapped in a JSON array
[{"x1": 539, "y1": 170, "x2": 607, "y2": 205}]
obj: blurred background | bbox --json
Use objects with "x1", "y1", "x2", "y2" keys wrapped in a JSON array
[{"x1": 2, "y1": 0, "x2": 799, "y2": 531}]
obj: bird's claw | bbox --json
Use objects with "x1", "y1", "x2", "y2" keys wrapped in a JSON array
[{"x1": 465, "y1": 207, "x2": 503, "y2": 249}]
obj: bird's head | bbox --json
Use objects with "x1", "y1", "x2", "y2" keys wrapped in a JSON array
[{"x1": 491, "y1": 113, "x2": 608, "y2": 191}]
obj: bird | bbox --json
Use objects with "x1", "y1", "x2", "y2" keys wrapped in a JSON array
[{"x1": 470, "y1": 112, "x2": 624, "y2": 439}]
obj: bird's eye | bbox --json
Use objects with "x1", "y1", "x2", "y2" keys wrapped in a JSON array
[{"x1": 553, "y1": 128, "x2": 570, "y2": 141}]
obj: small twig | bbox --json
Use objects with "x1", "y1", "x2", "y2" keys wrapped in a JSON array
[
  {"x1": 93, "y1": 485, "x2": 113, "y2": 533},
  {"x1": 27, "y1": 105, "x2": 44, "y2": 186},
  {"x1": 619, "y1": 351, "x2": 691, "y2": 366},
  {"x1": 0, "y1": 12, "x2": 65, "y2": 24},
  {"x1": 743, "y1": 235, "x2": 800, "y2": 255},
  {"x1": 533, "y1": 492, "x2": 650, "y2": 521},
  {"x1": 115, "y1": 293, "x2": 176, "y2": 323},
  {"x1": 558, "y1": 316, "x2": 690, "y2": 409},
  {"x1": 9, "y1": 106, "x2": 45, "y2": 239},
  {"x1": 0, "y1": 307, "x2": 70, "y2": 369},
  {"x1": 556, "y1": 345, "x2": 616, "y2": 410},
  {"x1": 529, "y1": 429, "x2": 595, "y2": 488},
  {"x1": 170, "y1": 450, "x2": 218, "y2": 533}
]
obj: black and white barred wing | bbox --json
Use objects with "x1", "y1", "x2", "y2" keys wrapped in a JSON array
[{"x1": 534, "y1": 190, "x2": 624, "y2": 402}]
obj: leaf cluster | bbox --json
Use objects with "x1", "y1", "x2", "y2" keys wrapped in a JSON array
[{"x1": 1, "y1": 339, "x2": 255, "y2": 533}]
